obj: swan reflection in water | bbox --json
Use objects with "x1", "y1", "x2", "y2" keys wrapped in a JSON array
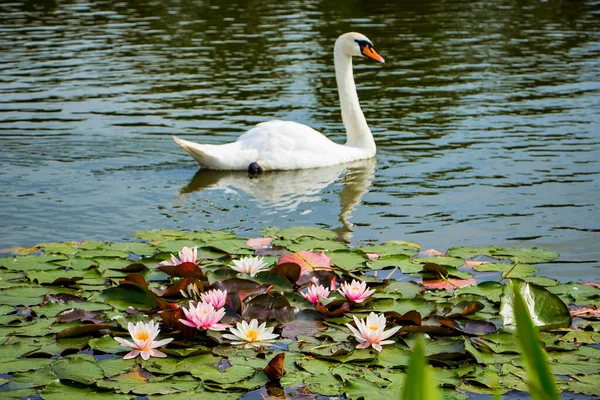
[{"x1": 178, "y1": 158, "x2": 376, "y2": 242}]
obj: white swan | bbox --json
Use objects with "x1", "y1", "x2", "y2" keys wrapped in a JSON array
[{"x1": 172, "y1": 32, "x2": 384, "y2": 172}]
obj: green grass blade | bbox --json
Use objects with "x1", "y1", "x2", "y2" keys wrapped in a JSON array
[
  {"x1": 401, "y1": 336, "x2": 442, "y2": 400},
  {"x1": 512, "y1": 282, "x2": 560, "y2": 400}
]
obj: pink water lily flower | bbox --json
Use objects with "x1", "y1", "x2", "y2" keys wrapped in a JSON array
[
  {"x1": 159, "y1": 246, "x2": 198, "y2": 266},
  {"x1": 114, "y1": 320, "x2": 173, "y2": 360},
  {"x1": 301, "y1": 284, "x2": 332, "y2": 304},
  {"x1": 201, "y1": 288, "x2": 228, "y2": 309},
  {"x1": 346, "y1": 312, "x2": 400, "y2": 352},
  {"x1": 179, "y1": 301, "x2": 231, "y2": 331},
  {"x1": 338, "y1": 279, "x2": 375, "y2": 303}
]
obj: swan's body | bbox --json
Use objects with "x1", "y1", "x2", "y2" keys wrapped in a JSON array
[{"x1": 173, "y1": 32, "x2": 384, "y2": 171}]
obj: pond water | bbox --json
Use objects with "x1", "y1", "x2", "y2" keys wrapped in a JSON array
[{"x1": 1, "y1": 0, "x2": 598, "y2": 281}]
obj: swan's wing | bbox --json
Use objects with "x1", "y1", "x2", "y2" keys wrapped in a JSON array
[{"x1": 239, "y1": 120, "x2": 340, "y2": 154}]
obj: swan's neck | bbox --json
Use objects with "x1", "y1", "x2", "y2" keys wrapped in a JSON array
[{"x1": 334, "y1": 45, "x2": 375, "y2": 153}]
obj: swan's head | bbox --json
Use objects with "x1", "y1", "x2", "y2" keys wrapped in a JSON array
[{"x1": 336, "y1": 32, "x2": 385, "y2": 63}]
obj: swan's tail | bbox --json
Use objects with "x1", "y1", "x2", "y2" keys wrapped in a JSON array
[{"x1": 172, "y1": 136, "x2": 221, "y2": 169}]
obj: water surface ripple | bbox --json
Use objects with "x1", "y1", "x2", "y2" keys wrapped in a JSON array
[{"x1": 1, "y1": 0, "x2": 598, "y2": 281}]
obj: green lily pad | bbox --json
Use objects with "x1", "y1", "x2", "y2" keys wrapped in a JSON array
[
  {"x1": 500, "y1": 279, "x2": 571, "y2": 329},
  {"x1": 266, "y1": 226, "x2": 336, "y2": 240},
  {"x1": 0, "y1": 254, "x2": 68, "y2": 271},
  {"x1": 52, "y1": 356, "x2": 105, "y2": 384},
  {"x1": 357, "y1": 242, "x2": 419, "y2": 257}
]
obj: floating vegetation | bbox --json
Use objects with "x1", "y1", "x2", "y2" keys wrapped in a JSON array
[{"x1": 0, "y1": 226, "x2": 598, "y2": 399}]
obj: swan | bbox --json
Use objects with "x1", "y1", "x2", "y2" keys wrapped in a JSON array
[{"x1": 172, "y1": 32, "x2": 384, "y2": 172}]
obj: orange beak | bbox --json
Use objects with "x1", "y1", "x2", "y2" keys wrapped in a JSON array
[{"x1": 363, "y1": 46, "x2": 385, "y2": 63}]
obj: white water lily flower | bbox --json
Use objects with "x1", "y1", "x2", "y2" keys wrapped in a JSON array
[
  {"x1": 230, "y1": 256, "x2": 268, "y2": 277},
  {"x1": 346, "y1": 312, "x2": 400, "y2": 352},
  {"x1": 222, "y1": 319, "x2": 279, "y2": 349},
  {"x1": 114, "y1": 320, "x2": 173, "y2": 360}
]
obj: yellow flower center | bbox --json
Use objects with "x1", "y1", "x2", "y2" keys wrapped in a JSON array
[
  {"x1": 246, "y1": 329, "x2": 259, "y2": 342},
  {"x1": 136, "y1": 332, "x2": 150, "y2": 341},
  {"x1": 369, "y1": 325, "x2": 379, "y2": 331}
]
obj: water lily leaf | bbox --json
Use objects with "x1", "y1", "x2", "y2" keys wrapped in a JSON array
[
  {"x1": 269, "y1": 263, "x2": 301, "y2": 284},
  {"x1": 453, "y1": 320, "x2": 497, "y2": 336},
  {"x1": 196, "y1": 364, "x2": 256, "y2": 383},
  {"x1": 374, "y1": 346, "x2": 411, "y2": 368},
  {"x1": 447, "y1": 246, "x2": 503, "y2": 259},
  {"x1": 281, "y1": 310, "x2": 327, "y2": 338},
  {"x1": 90, "y1": 334, "x2": 128, "y2": 353},
  {"x1": 277, "y1": 250, "x2": 332, "y2": 274},
  {"x1": 244, "y1": 292, "x2": 295, "y2": 322},
  {"x1": 414, "y1": 257, "x2": 465, "y2": 268},
  {"x1": 97, "y1": 371, "x2": 200, "y2": 395},
  {"x1": 284, "y1": 237, "x2": 347, "y2": 253},
  {"x1": 564, "y1": 374, "x2": 600, "y2": 396},
  {"x1": 368, "y1": 298, "x2": 434, "y2": 315},
  {"x1": 0, "y1": 358, "x2": 53, "y2": 374},
  {"x1": 454, "y1": 281, "x2": 504, "y2": 303},
  {"x1": 103, "y1": 242, "x2": 157, "y2": 257},
  {"x1": 213, "y1": 278, "x2": 272, "y2": 299},
  {"x1": 367, "y1": 255, "x2": 414, "y2": 271},
  {"x1": 56, "y1": 308, "x2": 103, "y2": 323},
  {"x1": 206, "y1": 239, "x2": 253, "y2": 255},
  {"x1": 4, "y1": 365, "x2": 57, "y2": 390},
  {"x1": 305, "y1": 371, "x2": 342, "y2": 396},
  {"x1": 379, "y1": 280, "x2": 423, "y2": 299},
  {"x1": 356, "y1": 242, "x2": 419, "y2": 257},
  {"x1": 422, "y1": 278, "x2": 477, "y2": 291},
  {"x1": 0, "y1": 254, "x2": 68, "y2": 271},
  {"x1": 500, "y1": 279, "x2": 571, "y2": 330},
  {"x1": 475, "y1": 262, "x2": 538, "y2": 278},
  {"x1": 153, "y1": 239, "x2": 197, "y2": 254},
  {"x1": 493, "y1": 247, "x2": 559, "y2": 264},
  {"x1": 77, "y1": 249, "x2": 130, "y2": 259},
  {"x1": 329, "y1": 250, "x2": 366, "y2": 271},
  {"x1": 98, "y1": 357, "x2": 136, "y2": 378},
  {"x1": 39, "y1": 242, "x2": 79, "y2": 255},
  {"x1": 42, "y1": 380, "x2": 131, "y2": 400},
  {"x1": 158, "y1": 260, "x2": 205, "y2": 278},
  {"x1": 270, "y1": 226, "x2": 336, "y2": 240},
  {"x1": 464, "y1": 338, "x2": 518, "y2": 365},
  {"x1": 55, "y1": 322, "x2": 114, "y2": 339},
  {"x1": 344, "y1": 376, "x2": 389, "y2": 399},
  {"x1": 51, "y1": 356, "x2": 105, "y2": 384},
  {"x1": 133, "y1": 229, "x2": 188, "y2": 241}
]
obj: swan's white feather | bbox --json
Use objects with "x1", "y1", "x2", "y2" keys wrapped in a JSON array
[
  {"x1": 173, "y1": 32, "x2": 382, "y2": 171},
  {"x1": 174, "y1": 120, "x2": 369, "y2": 170}
]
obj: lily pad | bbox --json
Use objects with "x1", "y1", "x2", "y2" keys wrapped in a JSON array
[{"x1": 500, "y1": 279, "x2": 571, "y2": 330}]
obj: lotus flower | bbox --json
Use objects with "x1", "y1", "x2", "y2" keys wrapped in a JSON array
[
  {"x1": 114, "y1": 320, "x2": 173, "y2": 360},
  {"x1": 179, "y1": 301, "x2": 230, "y2": 331},
  {"x1": 222, "y1": 319, "x2": 279, "y2": 349},
  {"x1": 230, "y1": 256, "x2": 268, "y2": 277},
  {"x1": 301, "y1": 284, "x2": 332, "y2": 304},
  {"x1": 338, "y1": 279, "x2": 375, "y2": 303},
  {"x1": 346, "y1": 312, "x2": 400, "y2": 352},
  {"x1": 201, "y1": 288, "x2": 228, "y2": 309},
  {"x1": 159, "y1": 246, "x2": 198, "y2": 266},
  {"x1": 180, "y1": 283, "x2": 202, "y2": 301}
]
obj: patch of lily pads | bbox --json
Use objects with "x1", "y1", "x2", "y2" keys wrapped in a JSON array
[{"x1": 0, "y1": 226, "x2": 598, "y2": 399}]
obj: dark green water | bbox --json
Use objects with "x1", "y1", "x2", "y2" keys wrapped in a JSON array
[{"x1": 1, "y1": 0, "x2": 598, "y2": 280}]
